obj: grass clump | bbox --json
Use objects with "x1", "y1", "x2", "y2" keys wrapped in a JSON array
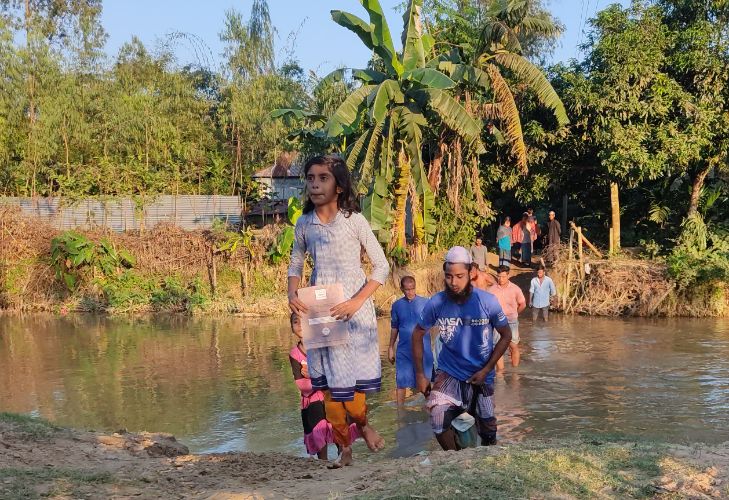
[
  {"x1": 357, "y1": 439, "x2": 679, "y2": 499},
  {"x1": 151, "y1": 276, "x2": 209, "y2": 312},
  {"x1": 101, "y1": 270, "x2": 155, "y2": 310},
  {"x1": 0, "y1": 467, "x2": 112, "y2": 500},
  {"x1": 0, "y1": 412, "x2": 58, "y2": 439}
]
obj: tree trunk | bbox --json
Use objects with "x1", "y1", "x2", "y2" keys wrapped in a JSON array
[
  {"x1": 409, "y1": 180, "x2": 427, "y2": 262},
  {"x1": 688, "y1": 165, "x2": 711, "y2": 217},
  {"x1": 610, "y1": 182, "x2": 621, "y2": 252},
  {"x1": 25, "y1": 0, "x2": 37, "y2": 197},
  {"x1": 392, "y1": 148, "x2": 410, "y2": 249},
  {"x1": 63, "y1": 123, "x2": 70, "y2": 181},
  {"x1": 427, "y1": 139, "x2": 445, "y2": 191}
]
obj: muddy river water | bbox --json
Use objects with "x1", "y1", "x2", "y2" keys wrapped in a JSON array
[{"x1": 1, "y1": 314, "x2": 727, "y2": 457}]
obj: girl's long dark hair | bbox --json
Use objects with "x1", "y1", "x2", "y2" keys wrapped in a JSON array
[{"x1": 302, "y1": 155, "x2": 360, "y2": 216}]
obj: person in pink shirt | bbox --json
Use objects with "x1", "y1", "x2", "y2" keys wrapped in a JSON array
[
  {"x1": 288, "y1": 314, "x2": 360, "y2": 462},
  {"x1": 488, "y1": 266, "x2": 527, "y2": 370}
]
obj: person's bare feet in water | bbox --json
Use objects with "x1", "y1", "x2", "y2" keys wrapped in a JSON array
[
  {"x1": 328, "y1": 446, "x2": 353, "y2": 469},
  {"x1": 360, "y1": 424, "x2": 385, "y2": 451}
]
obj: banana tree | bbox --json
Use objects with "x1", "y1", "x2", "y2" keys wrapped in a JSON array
[{"x1": 327, "y1": 0, "x2": 485, "y2": 256}]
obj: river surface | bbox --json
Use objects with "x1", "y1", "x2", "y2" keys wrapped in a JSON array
[{"x1": 1, "y1": 314, "x2": 728, "y2": 457}]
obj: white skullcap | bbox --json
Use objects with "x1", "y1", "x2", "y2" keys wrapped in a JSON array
[{"x1": 445, "y1": 246, "x2": 472, "y2": 265}]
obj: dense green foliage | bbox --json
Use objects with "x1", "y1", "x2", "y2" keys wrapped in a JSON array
[
  {"x1": 0, "y1": 0, "x2": 726, "y2": 281},
  {"x1": 0, "y1": 0, "x2": 306, "y2": 198}
]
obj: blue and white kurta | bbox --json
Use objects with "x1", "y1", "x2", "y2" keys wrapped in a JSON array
[{"x1": 288, "y1": 210, "x2": 390, "y2": 401}]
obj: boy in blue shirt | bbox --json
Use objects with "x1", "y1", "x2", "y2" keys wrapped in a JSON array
[
  {"x1": 388, "y1": 276, "x2": 432, "y2": 405},
  {"x1": 412, "y1": 246, "x2": 512, "y2": 450}
]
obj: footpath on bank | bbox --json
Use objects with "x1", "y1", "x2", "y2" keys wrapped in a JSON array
[{"x1": 1, "y1": 413, "x2": 727, "y2": 499}]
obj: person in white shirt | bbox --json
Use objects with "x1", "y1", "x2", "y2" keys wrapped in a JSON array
[{"x1": 529, "y1": 267, "x2": 556, "y2": 321}]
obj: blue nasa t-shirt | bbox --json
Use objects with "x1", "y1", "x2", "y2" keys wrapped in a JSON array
[{"x1": 418, "y1": 288, "x2": 508, "y2": 384}]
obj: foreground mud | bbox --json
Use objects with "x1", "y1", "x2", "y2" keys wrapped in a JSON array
[{"x1": 1, "y1": 415, "x2": 728, "y2": 499}]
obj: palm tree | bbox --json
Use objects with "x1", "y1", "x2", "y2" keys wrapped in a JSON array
[
  {"x1": 430, "y1": 0, "x2": 568, "y2": 177},
  {"x1": 476, "y1": 0, "x2": 569, "y2": 171}
]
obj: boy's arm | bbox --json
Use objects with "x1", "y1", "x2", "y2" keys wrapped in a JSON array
[
  {"x1": 412, "y1": 325, "x2": 430, "y2": 395},
  {"x1": 467, "y1": 325, "x2": 512, "y2": 385},
  {"x1": 528, "y1": 280, "x2": 535, "y2": 306},
  {"x1": 388, "y1": 328, "x2": 399, "y2": 364},
  {"x1": 467, "y1": 302, "x2": 512, "y2": 384},
  {"x1": 516, "y1": 288, "x2": 527, "y2": 314}
]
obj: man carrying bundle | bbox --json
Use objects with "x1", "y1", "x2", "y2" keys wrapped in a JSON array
[{"x1": 412, "y1": 247, "x2": 512, "y2": 450}]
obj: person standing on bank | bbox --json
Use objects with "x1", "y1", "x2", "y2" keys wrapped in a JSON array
[
  {"x1": 512, "y1": 213, "x2": 533, "y2": 266},
  {"x1": 411, "y1": 247, "x2": 512, "y2": 450},
  {"x1": 488, "y1": 266, "x2": 527, "y2": 370},
  {"x1": 470, "y1": 237, "x2": 488, "y2": 271},
  {"x1": 288, "y1": 154, "x2": 389, "y2": 467},
  {"x1": 545, "y1": 210, "x2": 562, "y2": 264},
  {"x1": 388, "y1": 276, "x2": 433, "y2": 406},
  {"x1": 497, "y1": 217, "x2": 512, "y2": 268},
  {"x1": 529, "y1": 266, "x2": 556, "y2": 322},
  {"x1": 511, "y1": 212, "x2": 531, "y2": 262}
]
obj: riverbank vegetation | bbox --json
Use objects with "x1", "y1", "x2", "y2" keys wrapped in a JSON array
[
  {"x1": 1, "y1": 201, "x2": 726, "y2": 316},
  {"x1": 0, "y1": 412, "x2": 726, "y2": 499},
  {"x1": 0, "y1": 0, "x2": 726, "y2": 315}
]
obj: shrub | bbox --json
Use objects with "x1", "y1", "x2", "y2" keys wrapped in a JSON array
[
  {"x1": 101, "y1": 271, "x2": 154, "y2": 309},
  {"x1": 666, "y1": 215, "x2": 729, "y2": 289},
  {"x1": 50, "y1": 232, "x2": 135, "y2": 291},
  {"x1": 151, "y1": 277, "x2": 208, "y2": 312}
]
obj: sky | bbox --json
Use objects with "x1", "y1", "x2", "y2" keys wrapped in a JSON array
[{"x1": 100, "y1": 0, "x2": 625, "y2": 73}]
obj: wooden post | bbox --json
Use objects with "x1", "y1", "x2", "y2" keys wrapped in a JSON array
[
  {"x1": 569, "y1": 222, "x2": 603, "y2": 258},
  {"x1": 610, "y1": 182, "x2": 621, "y2": 252},
  {"x1": 561, "y1": 194, "x2": 568, "y2": 236},
  {"x1": 564, "y1": 226, "x2": 575, "y2": 310},
  {"x1": 208, "y1": 247, "x2": 217, "y2": 298},
  {"x1": 609, "y1": 228, "x2": 614, "y2": 255},
  {"x1": 577, "y1": 226, "x2": 584, "y2": 280},
  {"x1": 239, "y1": 263, "x2": 248, "y2": 296}
]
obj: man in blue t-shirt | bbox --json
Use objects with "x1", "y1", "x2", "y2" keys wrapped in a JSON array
[
  {"x1": 412, "y1": 246, "x2": 512, "y2": 450},
  {"x1": 388, "y1": 276, "x2": 432, "y2": 405}
]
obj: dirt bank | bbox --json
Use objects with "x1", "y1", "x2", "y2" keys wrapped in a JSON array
[
  {"x1": 1, "y1": 413, "x2": 727, "y2": 499},
  {"x1": 1, "y1": 207, "x2": 725, "y2": 317}
]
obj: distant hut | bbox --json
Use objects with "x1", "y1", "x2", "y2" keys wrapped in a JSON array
[{"x1": 248, "y1": 152, "x2": 303, "y2": 227}]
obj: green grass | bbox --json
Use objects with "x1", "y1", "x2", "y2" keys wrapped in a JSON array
[
  {"x1": 0, "y1": 467, "x2": 112, "y2": 500},
  {"x1": 356, "y1": 439, "x2": 687, "y2": 499},
  {"x1": 0, "y1": 412, "x2": 58, "y2": 439}
]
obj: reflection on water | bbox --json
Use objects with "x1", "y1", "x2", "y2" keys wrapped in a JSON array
[{"x1": 1, "y1": 313, "x2": 728, "y2": 456}]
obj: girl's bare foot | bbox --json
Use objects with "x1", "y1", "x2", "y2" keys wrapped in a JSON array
[
  {"x1": 360, "y1": 425, "x2": 385, "y2": 451},
  {"x1": 328, "y1": 446, "x2": 353, "y2": 469}
]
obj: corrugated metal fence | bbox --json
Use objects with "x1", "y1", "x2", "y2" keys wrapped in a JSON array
[{"x1": 0, "y1": 196, "x2": 244, "y2": 231}]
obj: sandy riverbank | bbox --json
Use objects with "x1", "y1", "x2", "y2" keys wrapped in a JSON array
[{"x1": 1, "y1": 413, "x2": 727, "y2": 499}]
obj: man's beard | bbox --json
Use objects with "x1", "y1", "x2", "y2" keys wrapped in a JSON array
[{"x1": 444, "y1": 280, "x2": 473, "y2": 305}]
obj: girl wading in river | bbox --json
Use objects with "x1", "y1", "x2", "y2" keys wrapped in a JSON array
[{"x1": 288, "y1": 154, "x2": 389, "y2": 467}]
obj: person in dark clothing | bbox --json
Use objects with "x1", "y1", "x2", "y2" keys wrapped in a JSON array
[{"x1": 545, "y1": 211, "x2": 562, "y2": 264}]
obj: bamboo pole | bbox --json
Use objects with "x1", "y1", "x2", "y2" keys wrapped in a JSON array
[
  {"x1": 208, "y1": 246, "x2": 217, "y2": 298},
  {"x1": 577, "y1": 226, "x2": 584, "y2": 280},
  {"x1": 569, "y1": 221, "x2": 603, "y2": 258},
  {"x1": 563, "y1": 227, "x2": 575, "y2": 310}
]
